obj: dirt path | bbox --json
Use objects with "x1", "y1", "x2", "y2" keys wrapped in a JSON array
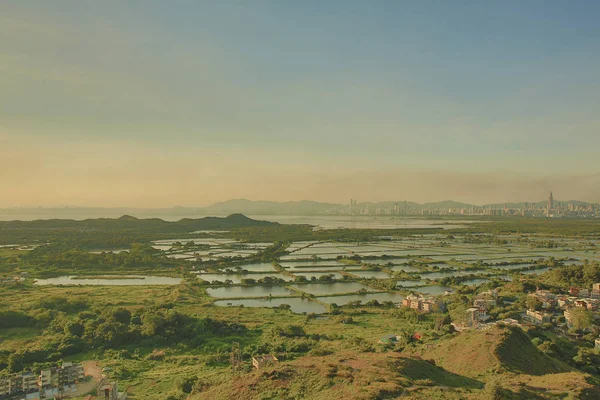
[
  {"x1": 68, "y1": 360, "x2": 105, "y2": 397},
  {"x1": 83, "y1": 360, "x2": 104, "y2": 383}
]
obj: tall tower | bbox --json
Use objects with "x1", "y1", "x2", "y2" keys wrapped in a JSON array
[{"x1": 548, "y1": 192, "x2": 554, "y2": 212}]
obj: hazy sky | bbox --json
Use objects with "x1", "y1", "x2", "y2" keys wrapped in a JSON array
[{"x1": 2, "y1": 1, "x2": 600, "y2": 207}]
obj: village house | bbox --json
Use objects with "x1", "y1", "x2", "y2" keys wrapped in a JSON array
[
  {"x1": 401, "y1": 294, "x2": 442, "y2": 313},
  {"x1": 524, "y1": 309, "x2": 552, "y2": 325},
  {"x1": 474, "y1": 298, "x2": 496, "y2": 309},
  {"x1": 575, "y1": 283, "x2": 600, "y2": 300},
  {"x1": 531, "y1": 289, "x2": 557, "y2": 308},
  {"x1": 83, "y1": 381, "x2": 124, "y2": 400},
  {"x1": 465, "y1": 308, "x2": 480, "y2": 327},
  {"x1": 22, "y1": 372, "x2": 39, "y2": 394},
  {"x1": 574, "y1": 299, "x2": 598, "y2": 311},
  {"x1": 252, "y1": 355, "x2": 278, "y2": 370},
  {"x1": 98, "y1": 381, "x2": 120, "y2": 400},
  {"x1": 595, "y1": 337, "x2": 600, "y2": 351},
  {"x1": 0, "y1": 363, "x2": 85, "y2": 399}
]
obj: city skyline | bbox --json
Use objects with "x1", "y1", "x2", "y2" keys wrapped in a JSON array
[
  {"x1": 1, "y1": 192, "x2": 598, "y2": 210},
  {"x1": 2, "y1": 1, "x2": 600, "y2": 207}
]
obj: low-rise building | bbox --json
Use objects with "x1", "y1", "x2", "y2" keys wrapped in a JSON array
[
  {"x1": 0, "y1": 362, "x2": 86, "y2": 398},
  {"x1": 252, "y1": 355, "x2": 278, "y2": 370},
  {"x1": 465, "y1": 308, "x2": 480, "y2": 327},
  {"x1": 524, "y1": 309, "x2": 552, "y2": 325},
  {"x1": 401, "y1": 294, "x2": 442, "y2": 313},
  {"x1": 577, "y1": 284, "x2": 600, "y2": 300},
  {"x1": 60, "y1": 362, "x2": 85, "y2": 386},
  {"x1": 22, "y1": 372, "x2": 39, "y2": 394},
  {"x1": 0, "y1": 376, "x2": 11, "y2": 397},
  {"x1": 38, "y1": 368, "x2": 59, "y2": 392},
  {"x1": 595, "y1": 337, "x2": 600, "y2": 351},
  {"x1": 531, "y1": 289, "x2": 557, "y2": 308},
  {"x1": 99, "y1": 381, "x2": 119, "y2": 400}
]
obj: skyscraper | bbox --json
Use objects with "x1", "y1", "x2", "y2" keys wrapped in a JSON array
[{"x1": 548, "y1": 192, "x2": 554, "y2": 212}]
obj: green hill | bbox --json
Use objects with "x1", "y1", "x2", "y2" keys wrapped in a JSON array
[
  {"x1": 422, "y1": 325, "x2": 570, "y2": 378},
  {"x1": 494, "y1": 326, "x2": 569, "y2": 376}
]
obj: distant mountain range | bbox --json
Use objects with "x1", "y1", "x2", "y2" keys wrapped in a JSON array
[
  {"x1": 0, "y1": 213, "x2": 276, "y2": 231},
  {"x1": 1, "y1": 198, "x2": 596, "y2": 219}
]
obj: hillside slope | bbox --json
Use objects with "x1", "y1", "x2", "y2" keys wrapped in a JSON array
[
  {"x1": 187, "y1": 336, "x2": 598, "y2": 400},
  {"x1": 420, "y1": 326, "x2": 570, "y2": 378}
]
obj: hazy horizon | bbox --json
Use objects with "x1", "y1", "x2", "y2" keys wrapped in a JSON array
[
  {"x1": 0, "y1": 194, "x2": 596, "y2": 211},
  {"x1": 2, "y1": 1, "x2": 600, "y2": 208}
]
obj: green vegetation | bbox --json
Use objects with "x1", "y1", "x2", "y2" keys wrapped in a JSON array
[{"x1": 1, "y1": 215, "x2": 600, "y2": 399}]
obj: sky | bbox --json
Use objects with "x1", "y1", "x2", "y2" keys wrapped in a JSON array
[{"x1": 2, "y1": 1, "x2": 600, "y2": 207}]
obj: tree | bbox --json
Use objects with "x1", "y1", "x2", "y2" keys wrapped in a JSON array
[
  {"x1": 449, "y1": 303, "x2": 468, "y2": 326},
  {"x1": 526, "y1": 295, "x2": 542, "y2": 311},
  {"x1": 64, "y1": 321, "x2": 85, "y2": 337},
  {"x1": 573, "y1": 347, "x2": 593, "y2": 366},
  {"x1": 178, "y1": 376, "x2": 197, "y2": 394},
  {"x1": 569, "y1": 307, "x2": 593, "y2": 331}
]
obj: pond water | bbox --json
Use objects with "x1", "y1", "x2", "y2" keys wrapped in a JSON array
[
  {"x1": 413, "y1": 285, "x2": 453, "y2": 296},
  {"x1": 520, "y1": 267, "x2": 551, "y2": 275},
  {"x1": 244, "y1": 215, "x2": 474, "y2": 230},
  {"x1": 291, "y1": 282, "x2": 369, "y2": 295},
  {"x1": 396, "y1": 280, "x2": 427, "y2": 288},
  {"x1": 348, "y1": 270, "x2": 392, "y2": 279},
  {"x1": 279, "y1": 254, "x2": 337, "y2": 260},
  {"x1": 236, "y1": 263, "x2": 277, "y2": 272},
  {"x1": 166, "y1": 253, "x2": 196, "y2": 259},
  {"x1": 280, "y1": 261, "x2": 347, "y2": 268},
  {"x1": 207, "y1": 285, "x2": 292, "y2": 298},
  {"x1": 34, "y1": 275, "x2": 182, "y2": 286},
  {"x1": 318, "y1": 292, "x2": 405, "y2": 305},
  {"x1": 197, "y1": 273, "x2": 292, "y2": 284},
  {"x1": 560, "y1": 260, "x2": 583, "y2": 266},
  {"x1": 281, "y1": 263, "x2": 362, "y2": 271},
  {"x1": 214, "y1": 297, "x2": 327, "y2": 314},
  {"x1": 152, "y1": 245, "x2": 173, "y2": 251},
  {"x1": 486, "y1": 263, "x2": 537, "y2": 270}
]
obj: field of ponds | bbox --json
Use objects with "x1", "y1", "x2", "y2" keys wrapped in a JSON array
[
  {"x1": 31, "y1": 231, "x2": 599, "y2": 315},
  {"x1": 203, "y1": 232, "x2": 599, "y2": 313}
]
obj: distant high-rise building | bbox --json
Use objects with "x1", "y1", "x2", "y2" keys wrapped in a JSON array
[{"x1": 548, "y1": 192, "x2": 554, "y2": 212}]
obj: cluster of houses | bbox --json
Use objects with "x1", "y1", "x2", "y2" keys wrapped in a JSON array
[
  {"x1": 401, "y1": 294, "x2": 444, "y2": 313},
  {"x1": 461, "y1": 289, "x2": 499, "y2": 329},
  {"x1": 569, "y1": 283, "x2": 600, "y2": 300},
  {"x1": 0, "y1": 363, "x2": 84, "y2": 399},
  {"x1": 524, "y1": 284, "x2": 600, "y2": 328}
]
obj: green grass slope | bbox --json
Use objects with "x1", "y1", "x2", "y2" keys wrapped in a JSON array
[{"x1": 493, "y1": 326, "x2": 570, "y2": 376}]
